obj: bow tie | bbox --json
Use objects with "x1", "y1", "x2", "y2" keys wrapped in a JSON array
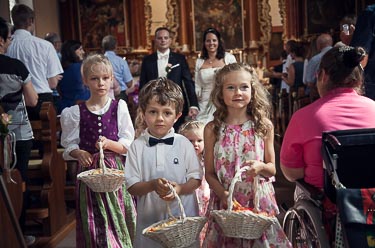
[
  {"x1": 149, "y1": 137, "x2": 174, "y2": 146},
  {"x1": 158, "y1": 54, "x2": 169, "y2": 60}
]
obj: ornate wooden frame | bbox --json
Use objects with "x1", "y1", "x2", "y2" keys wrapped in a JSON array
[
  {"x1": 77, "y1": 0, "x2": 130, "y2": 51},
  {"x1": 144, "y1": 0, "x2": 179, "y2": 50},
  {"x1": 191, "y1": 0, "x2": 245, "y2": 52}
]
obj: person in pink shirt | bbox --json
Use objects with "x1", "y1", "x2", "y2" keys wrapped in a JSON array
[{"x1": 281, "y1": 46, "x2": 375, "y2": 190}]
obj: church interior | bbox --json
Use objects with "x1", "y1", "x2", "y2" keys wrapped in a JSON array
[{"x1": 1, "y1": 0, "x2": 375, "y2": 247}]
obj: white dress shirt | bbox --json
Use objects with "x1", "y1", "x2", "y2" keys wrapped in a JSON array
[
  {"x1": 125, "y1": 128, "x2": 202, "y2": 248},
  {"x1": 157, "y1": 49, "x2": 170, "y2": 77},
  {"x1": 6, "y1": 29, "x2": 63, "y2": 94}
]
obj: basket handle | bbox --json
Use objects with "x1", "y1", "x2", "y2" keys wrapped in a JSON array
[
  {"x1": 98, "y1": 141, "x2": 106, "y2": 174},
  {"x1": 166, "y1": 183, "x2": 186, "y2": 222},
  {"x1": 227, "y1": 166, "x2": 251, "y2": 211}
]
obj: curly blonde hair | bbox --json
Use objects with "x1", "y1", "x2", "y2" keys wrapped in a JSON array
[
  {"x1": 210, "y1": 63, "x2": 272, "y2": 138},
  {"x1": 178, "y1": 120, "x2": 205, "y2": 136}
]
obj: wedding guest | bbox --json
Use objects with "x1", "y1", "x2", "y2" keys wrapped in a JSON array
[
  {"x1": 6, "y1": 4, "x2": 63, "y2": 120},
  {"x1": 102, "y1": 35, "x2": 134, "y2": 102},
  {"x1": 58, "y1": 40, "x2": 89, "y2": 114},
  {"x1": 0, "y1": 16, "x2": 38, "y2": 246},
  {"x1": 350, "y1": 4, "x2": 375, "y2": 100},
  {"x1": 139, "y1": 27, "x2": 199, "y2": 130}
]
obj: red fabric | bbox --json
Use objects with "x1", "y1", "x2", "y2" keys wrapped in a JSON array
[{"x1": 361, "y1": 188, "x2": 375, "y2": 224}]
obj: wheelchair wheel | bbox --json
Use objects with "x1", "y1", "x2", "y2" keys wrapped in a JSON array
[{"x1": 283, "y1": 199, "x2": 330, "y2": 248}]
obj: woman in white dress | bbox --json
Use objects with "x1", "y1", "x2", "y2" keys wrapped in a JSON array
[{"x1": 195, "y1": 28, "x2": 236, "y2": 123}]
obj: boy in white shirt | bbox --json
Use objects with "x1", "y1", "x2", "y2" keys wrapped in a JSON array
[{"x1": 125, "y1": 77, "x2": 202, "y2": 248}]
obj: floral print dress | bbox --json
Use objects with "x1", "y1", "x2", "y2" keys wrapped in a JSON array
[{"x1": 203, "y1": 120, "x2": 291, "y2": 248}]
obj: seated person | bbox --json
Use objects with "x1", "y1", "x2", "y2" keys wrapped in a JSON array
[{"x1": 280, "y1": 46, "x2": 375, "y2": 243}]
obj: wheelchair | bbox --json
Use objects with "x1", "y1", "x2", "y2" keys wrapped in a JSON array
[{"x1": 282, "y1": 128, "x2": 375, "y2": 248}]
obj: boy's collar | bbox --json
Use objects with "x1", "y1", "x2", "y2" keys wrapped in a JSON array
[{"x1": 144, "y1": 128, "x2": 175, "y2": 140}]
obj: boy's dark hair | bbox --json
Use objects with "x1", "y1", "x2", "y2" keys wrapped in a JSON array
[
  {"x1": 11, "y1": 4, "x2": 34, "y2": 29},
  {"x1": 138, "y1": 77, "x2": 184, "y2": 114}
]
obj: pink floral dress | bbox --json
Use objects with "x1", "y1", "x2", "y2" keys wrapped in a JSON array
[{"x1": 203, "y1": 121, "x2": 291, "y2": 248}]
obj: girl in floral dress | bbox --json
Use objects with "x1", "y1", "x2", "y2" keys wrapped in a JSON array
[
  {"x1": 203, "y1": 63, "x2": 291, "y2": 247},
  {"x1": 179, "y1": 120, "x2": 210, "y2": 245},
  {"x1": 61, "y1": 54, "x2": 136, "y2": 247}
]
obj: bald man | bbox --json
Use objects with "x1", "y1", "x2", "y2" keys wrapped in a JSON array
[{"x1": 305, "y1": 33, "x2": 333, "y2": 87}]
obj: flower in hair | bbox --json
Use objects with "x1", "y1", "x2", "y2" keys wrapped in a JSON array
[{"x1": 165, "y1": 63, "x2": 180, "y2": 74}]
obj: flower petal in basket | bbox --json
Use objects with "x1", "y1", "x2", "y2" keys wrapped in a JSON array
[
  {"x1": 211, "y1": 209, "x2": 277, "y2": 239},
  {"x1": 142, "y1": 183, "x2": 207, "y2": 247},
  {"x1": 143, "y1": 216, "x2": 207, "y2": 248}
]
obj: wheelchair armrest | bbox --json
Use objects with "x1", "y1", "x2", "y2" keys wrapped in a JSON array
[{"x1": 296, "y1": 179, "x2": 325, "y2": 201}]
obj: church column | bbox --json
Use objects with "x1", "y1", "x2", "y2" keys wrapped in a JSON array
[
  {"x1": 179, "y1": 0, "x2": 189, "y2": 52},
  {"x1": 248, "y1": 0, "x2": 259, "y2": 49}
]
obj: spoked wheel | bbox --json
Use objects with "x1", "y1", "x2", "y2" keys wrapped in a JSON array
[{"x1": 283, "y1": 199, "x2": 330, "y2": 248}]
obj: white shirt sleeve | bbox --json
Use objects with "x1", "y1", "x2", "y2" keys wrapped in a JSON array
[
  {"x1": 60, "y1": 105, "x2": 80, "y2": 161},
  {"x1": 117, "y1": 99, "x2": 135, "y2": 151}
]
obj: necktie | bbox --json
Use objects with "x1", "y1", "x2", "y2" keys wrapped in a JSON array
[{"x1": 149, "y1": 137, "x2": 174, "y2": 146}]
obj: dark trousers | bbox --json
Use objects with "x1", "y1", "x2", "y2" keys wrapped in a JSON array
[
  {"x1": 26, "y1": 93, "x2": 53, "y2": 121},
  {"x1": 15, "y1": 139, "x2": 33, "y2": 232}
]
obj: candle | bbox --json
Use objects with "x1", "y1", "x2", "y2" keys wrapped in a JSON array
[{"x1": 239, "y1": 51, "x2": 243, "y2": 63}]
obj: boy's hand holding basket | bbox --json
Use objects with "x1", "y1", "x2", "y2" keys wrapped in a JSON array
[
  {"x1": 143, "y1": 184, "x2": 207, "y2": 248},
  {"x1": 77, "y1": 141, "x2": 125, "y2": 192},
  {"x1": 210, "y1": 166, "x2": 277, "y2": 239}
]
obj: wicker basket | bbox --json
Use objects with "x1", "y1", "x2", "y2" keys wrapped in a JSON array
[
  {"x1": 211, "y1": 166, "x2": 277, "y2": 239},
  {"x1": 77, "y1": 141, "x2": 125, "y2": 192},
  {"x1": 143, "y1": 185, "x2": 207, "y2": 247}
]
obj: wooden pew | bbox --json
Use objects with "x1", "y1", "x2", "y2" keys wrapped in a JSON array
[
  {"x1": 0, "y1": 158, "x2": 26, "y2": 248},
  {"x1": 27, "y1": 102, "x2": 68, "y2": 237}
]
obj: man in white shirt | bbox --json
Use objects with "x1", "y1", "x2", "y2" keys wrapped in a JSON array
[{"x1": 7, "y1": 4, "x2": 63, "y2": 120}]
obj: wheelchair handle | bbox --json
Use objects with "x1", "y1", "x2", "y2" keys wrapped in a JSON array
[{"x1": 324, "y1": 133, "x2": 341, "y2": 150}]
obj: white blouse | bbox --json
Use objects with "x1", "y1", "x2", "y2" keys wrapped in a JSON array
[{"x1": 60, "y1": 99, "x2": 135, "y2": 161}]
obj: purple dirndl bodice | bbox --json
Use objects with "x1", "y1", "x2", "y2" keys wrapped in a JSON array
[{"x1": 78, "y1": 100, "x2": 119, "y2": 154}]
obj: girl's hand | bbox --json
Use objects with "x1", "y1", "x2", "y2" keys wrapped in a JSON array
[
  {"x1": 219, "y1": 190, "x2": 229, "y2": 209},
  {"x1": 96, "y1": 136, "x2": 112, "y2": 150},
  {"x1": 245, "y1": 160, "x2": 264, "y2": 178},
  {"x1": 75, "y1": 150, "x2": 93, "y2": 167}
]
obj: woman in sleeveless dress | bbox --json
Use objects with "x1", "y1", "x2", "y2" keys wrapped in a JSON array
[{"x1": 195, "y1": 27, "x2": 236, "y2": 123}]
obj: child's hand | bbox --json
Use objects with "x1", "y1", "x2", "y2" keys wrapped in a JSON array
[
  {"x1": 245, "y1": 160, "x2": 264, "y2": 177},
  {"x1": 75, "y1": 150, "x2": 93, "y2": 167},
  {"x1": 159, "y1": 181, "x2": 180, "y2": 201},
  {"x1": 154, "y1": 178, "x2": 171, "y2": 197},
  {"x1": 219, "y1": 190, "x2": 229, "y2": 209},
  {"x1": 96, "y1": 136, "x2": 112, "y2": 150}
]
